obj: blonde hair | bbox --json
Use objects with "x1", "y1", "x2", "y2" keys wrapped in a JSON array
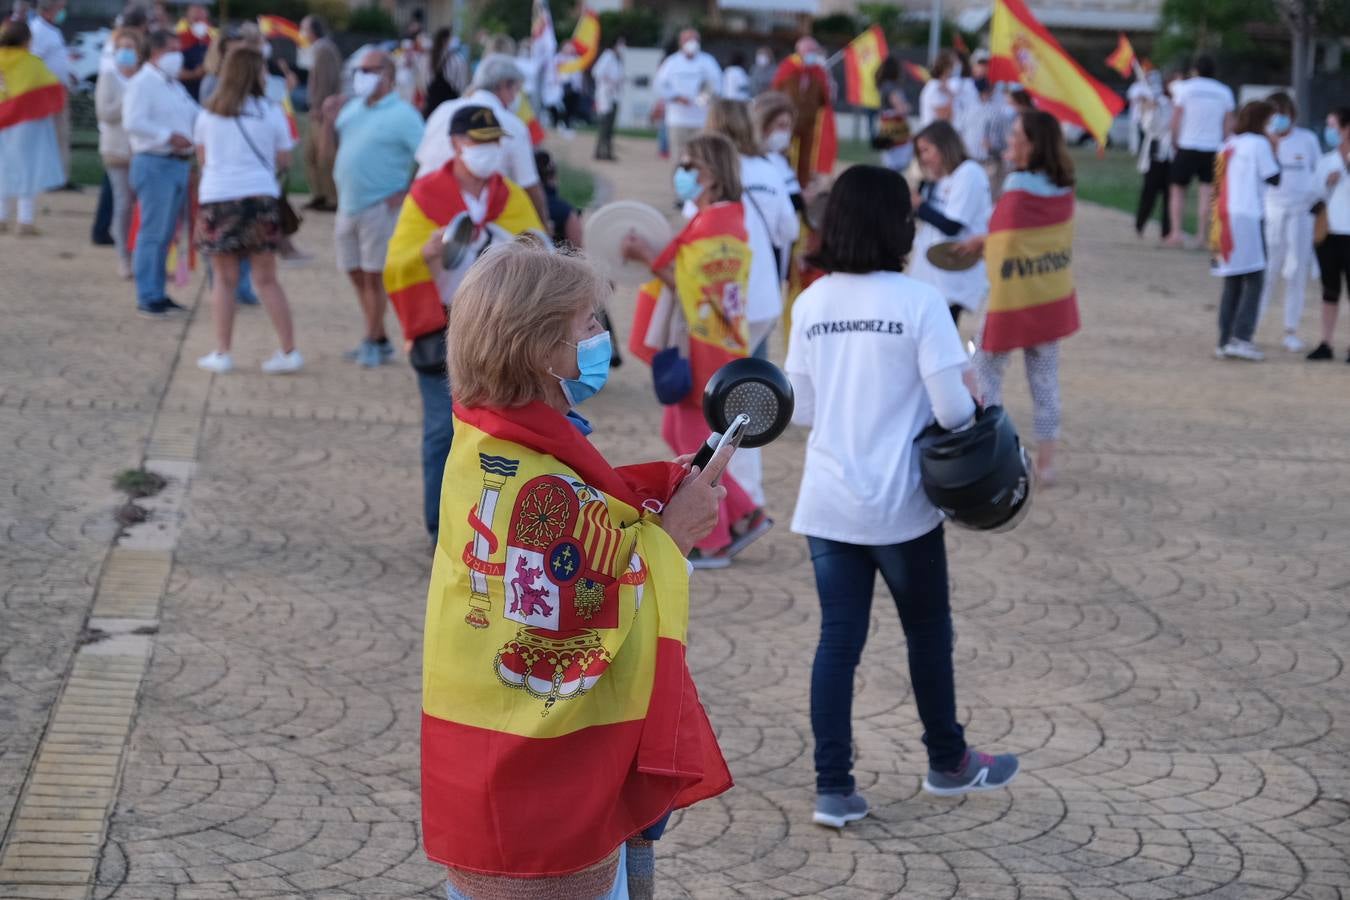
[
  {"x1": 684, "y1": 133, "x2": 742, "y2": 203},
  {"x1": 706, "y1": 99, "x2": 758, "y2": 156},
  {"x1": 751, "y1": 91, "x2": 795, "y2": 146},
  {"x1": 449, "y1": 242, "x2": 608, "y2": 409},
  {"x1": 206, "y1": 46, "x2": 266, "y2": 117}
]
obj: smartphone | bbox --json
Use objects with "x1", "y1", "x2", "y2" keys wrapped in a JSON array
[{"x1": 702, "y1": 414, "x2": 749, "y2": 485}]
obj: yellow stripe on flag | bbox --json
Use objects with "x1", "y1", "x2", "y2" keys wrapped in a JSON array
[
  {"x1": 558, "y1": 9, "x2": 600, "y2": 74},
  {"x1": 383, "y1": 198, "x2": 439, "y2": 297},
  {"x1": 985, "y1": 221, "x2": 1075, "y2": 313},
  {"x1": 843, "y1": 26, "x2": 887, "y2": 109}
]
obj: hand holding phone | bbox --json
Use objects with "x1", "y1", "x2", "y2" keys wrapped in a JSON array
[{"x1": 691, "y1": 414, "x2": 749, "y2": 485}]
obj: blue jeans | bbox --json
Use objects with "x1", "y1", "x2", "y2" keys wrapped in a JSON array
[
  {"x1": 807, "y1": 526, "x2": 966, "y2": 793},
  {"x1": 129, "y1": 154, "x2": 190, "y2": 306},
  {"x1": 416, "y1": 369, "x2": 454, "y2": 540}
]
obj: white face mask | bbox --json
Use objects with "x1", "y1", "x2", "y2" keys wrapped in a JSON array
[
  {"x1": 261, "y1": 41, "x2": 272, "y2": 60},
  {"x1": 460, "y1": 143, "x2": 503, "y2": 179},
  {"x1": 190, "y1": 21, "x2": 208, "y2": 38},
  {"x1": 804, "y1": 52, "x2": 823, "y2": 67},
  {"x1": 296, "y1": 46, "x2": 314, "y2": 70},
  {"x1": 156, "y1": 51, "x2": 183, "y2": 78},
  {"x1": 682, "y1": 40, "x2": 699, "y2": 57},
  {"x1": 765, "y1": 129, "x2": 791, "y2": 153},
  {"x1": 351, "y1": 70, "x2": 381, "y2": 98}
]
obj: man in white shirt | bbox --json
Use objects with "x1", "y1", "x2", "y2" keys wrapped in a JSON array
[
  {"x1": 1167, "y1": 55, "x2": 1235, "y2": 247},
  {"x1": 591, "y1": 38, "x2": 624, "y2": 161},
  {"x1": 28, "y1": 0, "x2": 75, "y2": 187},
  {"x1": 1257, "y1": 92, "x2": 1323, "y2": 351},
  {"x1": 416, "y1": 54, "x2": 547, "y2": 222},
  {"x1": 123, "y1": 28, "x2": 199, "y2": 316},
  {"x1": 654, "y1": 28, "x2": 721, "y2": 163}
]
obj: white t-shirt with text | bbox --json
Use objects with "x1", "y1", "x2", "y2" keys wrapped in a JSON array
[
  {"x1": 784, "y1": 271, "x2": 969, "y2": 545},
  {"x1": 1266, "y1": 128, "x2": 1324, "y2": 210},
  {"x1": 193, "y1": 98, "x2": 294, "y2": 204}
]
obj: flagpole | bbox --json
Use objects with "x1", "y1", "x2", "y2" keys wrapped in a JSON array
[{"x1": 927, "y1": 0, "x2": 942, "y2": 66}]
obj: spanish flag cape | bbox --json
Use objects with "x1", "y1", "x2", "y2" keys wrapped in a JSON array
[
  {"x1": 384, "y1": 165, "x2": 543, "y2": 341},
  {"x1": 423, "y1": 401, "x2": 733, "y2": 875},
  {"x1": 652, "y1": 202, "x2": 752, "y2": 408},
  {"x1": 0, "y1": 47, "x2": 64, "y2": 130},
  {"x1": 770, "y1": 54, "x2": 838, "y2": 177},
  {"x1": 981, "y1": 177, "x2": 1080, "y2": 353}
]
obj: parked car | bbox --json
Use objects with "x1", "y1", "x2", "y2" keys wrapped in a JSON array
[{"x1": 68, "y1": 28, "x2": 109, "y2": 92}]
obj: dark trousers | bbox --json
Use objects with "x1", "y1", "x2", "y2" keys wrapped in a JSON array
[
  {"x1": 595, "y1": 109, "x2": 617, "y2": 159},
  {"x1": 1219, "y1": 271, "x2": 1265, "y2": 347},
  {"x1": 1136, "y1": 155, "x2": 1171, "y2": 238},
  {"x1": 91, "y1": 173, "x2": 114, "y2": 244},
  {"x1": 1317, "y1": 234, "x2": 1350, "y2": 303},
  {"x1": 416, "y1": 369, "x2": 454, "y2": 540},
  {"x1": 807, "y1": 526, "x2": 966, "y2": 794}
]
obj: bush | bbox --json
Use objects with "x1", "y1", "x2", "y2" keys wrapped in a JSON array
[
  {"x1": 597, "y1": 9, "x2": 660, "y2": 48},
  {"x1": 306, "y1": 0, "x2": 350, "y2": 31},
  {"x1": 227, "y1": 0, "x2": 309, "y2": 26},
  {"x1": 348, "y1": 4, "x2": 398, "y2": 37}
]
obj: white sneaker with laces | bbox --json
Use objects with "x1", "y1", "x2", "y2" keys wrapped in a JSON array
[
  {"x1": 261, "y1": 349, "x2": 303, "y2": 374},
  {"x1": 1282, "y1": 334, "x2": 1306, "y2": 353},
  {"x1": 1222, "y1": 340, "x2": 1265, "y2": 361},
  {"x1": 197, "y1": 351, "x2": 234, "y2": 374}
]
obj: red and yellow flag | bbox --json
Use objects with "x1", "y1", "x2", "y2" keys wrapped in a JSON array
[
  {"x1": 903, "y1": 60, "x2": 931, "y2": 83},
  {"x1": 771, "y1": 56, "x2": 838, "y2": 177},
  {"x1": 174, "y1": 18, "x2": 217, "y2": 50},
  {"x1": 988, "y1": 0, "x2": 1125, "y2": 144},
  {"x1": 1105, "y1": 33, "x2": 1136, "y2": 78},
  {"x1": 515, "y1": 91, "x2": 547, "y2": 146},
  {"x1": 843, "y1": 26, "x2": 888, "y2": 109},
  {"x1": 422, "y1": 400, "x2": 732, "y2": 874},
  {"x1": 981, "y1": 181, "x2": 1080, "y2": 353},
  {"x1": 653, "y1": 203, "x2": 752, "y2": 407},
  {"x1": 0, "y1": 47, "x2": 64, "y2": 130},
  {"x1": 257, "y1": 15, "x2": 309, "y2": 47},
  {"x1": 384, "y1": 168, "x2": 542, "y2": 340},
  {"x1": 558, "y1": 8, "x2": 600, "y2": 75}
]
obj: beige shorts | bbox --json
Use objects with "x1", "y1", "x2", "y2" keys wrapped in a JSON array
[{"x1": 334, "y1": 200, "x2": 399, "y2": 273}]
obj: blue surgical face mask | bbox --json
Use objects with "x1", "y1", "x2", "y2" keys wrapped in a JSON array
[
  {"x1": 1268, "y1": 113, "x2": 1291, "y2": 135},
  {"x1": 54, "y1": 8, "x2": 67, "y2": 24},
  {"x1": 114, "y1": 47, "x2": 137, "y2": 69},
  {"x1": 555, "y1": 331, "x2": 612, "y2": 407},
  {"x1": 673, "y1": 166, "x2": 703, "y2": 202},
  {"x1": 1326, "y1": 124, "x2": 1343, "y2": 148}
]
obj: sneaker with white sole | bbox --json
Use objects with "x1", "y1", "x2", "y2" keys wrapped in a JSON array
[
  {"x1": 1214, "y1": 346, "x2": 1229, "y2": 360},
  {"x1": 1282, "y1": 334, "x2": 1306, "y2": 353},
  {"x1": 1221, "y1": 340, "x2": 1265, "y2": 361},
  {"x1": 813, "y1": 791, "x2": 869, "y2": 828},
  {"x1": 923, "y1": 749, "x2": 1020, "y2": 796},
  {"x1": 687, "y1": 547, "x2": 732, "y2": 570},
  {"x1": 261, "y1": 349, "x2": 304, "y2": 374},
  {"x1": 197, "y1": 351, "x2": 234, "y2": 374}
]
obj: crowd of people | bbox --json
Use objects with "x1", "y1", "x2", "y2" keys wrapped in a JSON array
[{"x1": 1124, "y1": 55, "x2": 1350, "y2": 361}]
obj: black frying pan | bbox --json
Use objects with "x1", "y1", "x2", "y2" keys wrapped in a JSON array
[{"x1": 691, "y1": 358, "x2": 796, "y2": 472}]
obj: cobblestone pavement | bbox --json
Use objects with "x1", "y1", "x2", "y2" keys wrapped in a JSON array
[{"x1": 3, "y1": 136, "x2": 1350, "y2": 899}]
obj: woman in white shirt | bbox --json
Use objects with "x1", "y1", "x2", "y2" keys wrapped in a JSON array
[
  {"x1": 1306, "y1": 107, "x2": 1350, "y2": 361},
  {"x1": 784, "y1": 164, "x2": 1019, "y2": 830},
  {"x1": 917, "y1": 50, "x2": 958, "y2": 128},
  {"x1": 96, "y1": 28, "x2": 144, "y2": 278},
  {"x1": 752, "y1": 90, "x2": 804, "y2": 277},
  {"x1": 1209, "y1": 100, "x2": 1281, "y2": 361},
  {"x1": 907, "y1": 120, "x2": 992, "y2": 324},
  {"x1": 193, "y1": 45, "x2": 302, "y2": 375}
]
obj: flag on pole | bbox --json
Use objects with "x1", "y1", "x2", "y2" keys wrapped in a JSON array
[
  {"x1": 988, "y1": 0, "x2": 1125, "y2": 144},
  {"x1": 257, "y1": 15, "x2": 309, "y2": 47},
  {"x1": 902, "y1": 60, "x2": 931, "y2": 83},
  {"x1": 843, "y1": 26, "x2": 888, "y2": 109},
  {"x1": 1105, "y1": 33, "x2": 1136, "y2": 77},
  {"x1": 558, "y1": 8, "x2": 600, "y2": 74},
  {"x1": 953, "y1": 31, "x2": 969, "y2": 55},
  {"x1": 515, "y1": 92, "x2": 547, "y2": 145},
  {"x1": 531, "y1": 0, "x2": 558, "y2": 60}
]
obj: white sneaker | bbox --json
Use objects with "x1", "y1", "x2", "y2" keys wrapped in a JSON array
[
  {"x1": 1222, "y1": 340, "x2": 1265, "y2": 361},
  {"x1": 1214, "y1": 346, "x2": 1229, "y2": 360},
  {"x1": 1282, "y1": 334, "x2": 1306, "y2": 353},
  {"x1": 197, "y1": 351, "x2": 234, "y2": 374},
  {"x1": 117, "y1": 257, "x2": 132, "y2": 279},
  {"x1": 261, "y1": 349, "x2": 304, "y2": 374}
]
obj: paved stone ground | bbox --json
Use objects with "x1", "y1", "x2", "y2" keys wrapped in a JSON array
[{"x1": 2, "y1": 136, "x2": 1349, "y2": 899}]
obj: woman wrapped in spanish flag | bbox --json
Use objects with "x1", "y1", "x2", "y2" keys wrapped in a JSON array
[
  {"x1": 423, "y1": 241, "x2": 732, "y2": 899},
  {"x1": 956, "y1": 110, "x2": 1080, "y2": 485},
  {"x1": 620, "y1": 133, "x2": 771, "y2": 569},
  {"x1": 0, "y1": 18, "x2": 66, "y2": 235}
]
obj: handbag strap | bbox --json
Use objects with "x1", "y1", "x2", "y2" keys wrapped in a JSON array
[{"x1": 232, "y1": 106, "x2": 275, "y2": 177}]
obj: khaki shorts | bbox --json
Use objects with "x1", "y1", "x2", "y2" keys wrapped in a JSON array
[{"x1": 335, "y1": 200, "x2": 399, "y2": 273}]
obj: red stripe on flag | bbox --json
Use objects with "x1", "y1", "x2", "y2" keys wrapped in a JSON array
[
  {"x1": 421, "y1": 637, "x2": 731, "y2": 875},
  {"x1": 843, "y1": 46, "x2": 864, "y2": 106},
  {"x1": 388, "y1": 280, "x2": 448, "y2": 342},
  {"x1": 981, "y1": 293, "x2": 1080, "y2": 353},
  {"x1": 988, "y1": 190, "x2": 1074, "y2": 232},
  {"x1": 0, "y1": 82, "x2": 65, "y2": 129}
]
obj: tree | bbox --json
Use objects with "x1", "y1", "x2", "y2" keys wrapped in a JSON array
[
  {"x1": 1156, "y1": 0, "x2": 1276, "y2": 64},
  {"x1": 1272, "y1": 0, "x2": 1347, "y2": 125}
]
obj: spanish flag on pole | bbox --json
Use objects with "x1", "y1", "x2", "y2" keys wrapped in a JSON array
[
  {"x1": 1105, "y1": 33, "x2": 1136, "y2": 78},
  {"x1": 843, "y1": 26, "x2": 888, "y2": 109},
  {"x1": 558, "y1": 8, "x2": 600, "y2": 75},
  {"x1": 383, "y1": 167, "x2": 542, "y2": 341},
  {"x1": 257, "y1": 15, "x2": 309, "y2": 47},
  {"x1": 988, "y1": 0, "x2": 1124, "y2": 144},
  {"x1": 0, "y1": 46, "x2": 64, "y2": 130},
  {"x1": 515, "y1": 92, "x2": 547, "y2": 146},
  {"x1": 422, "y1": 400, "x2": 732, "y2": 874}
]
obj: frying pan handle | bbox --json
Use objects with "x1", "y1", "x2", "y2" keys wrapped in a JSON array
[{"x1": 691, "y1": 433, "x2": 719, "y2": 472}]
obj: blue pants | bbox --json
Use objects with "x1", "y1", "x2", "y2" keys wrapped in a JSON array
[
  {"x1": 807, "y1": 526, "x2": 966, "y2": 793},
  {"x1": 129, "y1": 154, "x2": 190, "y2": 307},
  {"x1": 416, "y1": 369, "x2": 454, "y2": 540}
]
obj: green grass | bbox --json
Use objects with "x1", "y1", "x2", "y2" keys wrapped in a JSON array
[{"x1": 556, "y1": 160, "x2": 595, "y2": 210}]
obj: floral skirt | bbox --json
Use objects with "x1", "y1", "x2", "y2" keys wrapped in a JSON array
[{"x1": 195, "y1": 195, "x2": 281, "y2": 256}]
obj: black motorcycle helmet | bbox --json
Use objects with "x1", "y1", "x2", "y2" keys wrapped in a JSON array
[{"x1": 916, "y1": 405, "x2": 1033, "y2": 531}]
